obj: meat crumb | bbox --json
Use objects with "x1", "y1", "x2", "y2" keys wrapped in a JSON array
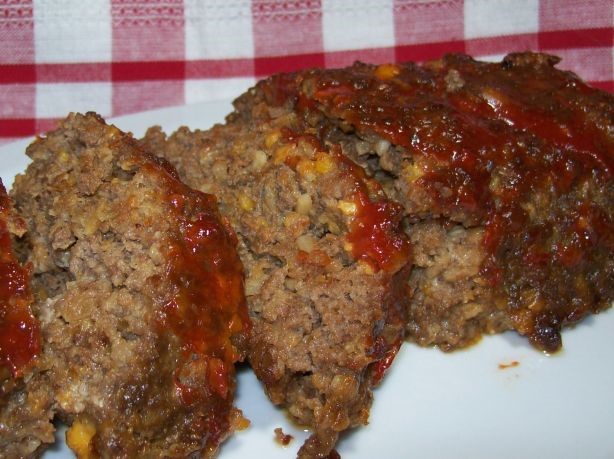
[{"x1": 274, "y1": 427, "x2": 294, "y2": 446}]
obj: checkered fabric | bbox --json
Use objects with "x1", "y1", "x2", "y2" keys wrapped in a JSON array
[{"x1": 1, "y1": 0, "x2": 612, "y2": 144}]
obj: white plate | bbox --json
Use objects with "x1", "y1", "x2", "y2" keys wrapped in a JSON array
[{"x1": 1, "y1": 102, "x2": 613, "y2": 459}]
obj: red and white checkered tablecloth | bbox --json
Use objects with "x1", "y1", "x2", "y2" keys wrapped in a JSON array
[{"x1": 1, "y1": 0, "x2": 612, "y2": 145}]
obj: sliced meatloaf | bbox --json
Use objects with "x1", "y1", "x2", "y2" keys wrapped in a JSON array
[
  {"x1": 9, "y1": 113, "x2": 250, "y2": 458},
  {"x1": 231, "y1": 52, "x2": 614, "y2": 353},
  {"x1": 0, "y1": 181, "x2": 54, "y2": 458},
  {"x1": 142, "y1": 106, "x2": 411, "y2": 458}
]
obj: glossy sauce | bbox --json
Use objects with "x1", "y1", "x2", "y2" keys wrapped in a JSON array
[
  {"x1": 370, "y1": 339, "x2": 401, "y2": 385},
  {"x1": 331, "y1": 147, "x2": 411, "y2": 274},
  {"x1": 146, "y1": 161, "x2": 249, "y2": 445},
  {"x1": 0, "y1": 182, "x2": 39, "y2": 378},
  {"x1": 280, "y1": 129, "x2": 411, "y2": 274},
  {"x1": 346, "y1": 189, "x2": 411, "y2": 273}
]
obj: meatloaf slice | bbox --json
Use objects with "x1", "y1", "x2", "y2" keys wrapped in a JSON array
[
  {"x1": 142, "y1": 107, "x2": 410, "y2": 458},
  {"x1": 232, "y1": 52, "x2": 614, "y2": 353},
  {"x1": 10, "y1": 112, "x2": 250, "y2": 458},
  {"x1": 0, "y1": 181, "x2": 54, "y2": 458}
]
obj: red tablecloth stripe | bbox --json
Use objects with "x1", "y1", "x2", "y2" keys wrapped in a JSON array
[{"x1": 0, "y1": 0, "x2": 612, "y2": 142}]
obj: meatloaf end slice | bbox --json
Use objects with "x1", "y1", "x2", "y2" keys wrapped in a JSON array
[
  {"x1": 10, "y1": 112, "x2": 250, "y2": 458},
  {"x1": 142, "y1": 108, "x2": 411, "y2": 458},
  {"x1": 232, "y1": 52, "x2": 614, "y2": 353}
]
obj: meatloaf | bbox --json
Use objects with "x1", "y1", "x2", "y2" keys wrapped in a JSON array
[
  {"x1": 0, "y1": 181, "x2": 54, "y2": 458},
  {"x1": 231, "y1": 52, "x2": 614, "y2": 353},
  {"x1": 8, "y1": 112, "x2": 250, "y2": 457},
  {"x1": 142, "y1": 105, "x2": 411, "y2": 457}
]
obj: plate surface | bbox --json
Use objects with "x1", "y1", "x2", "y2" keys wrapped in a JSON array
[{"x1": 1, "y1": 102, "x2": 613, "y2": 459}]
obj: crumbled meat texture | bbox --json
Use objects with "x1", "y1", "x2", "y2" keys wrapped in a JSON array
[
  {"x1": 0, "y1": 182, "x2": 54, "y2": 459},
  {"x1": 406, "y1": 222, "x2": 509, "y2": 348},
  {"x1": 0, "y1": 373, "x2": 54, "y2": 459},
  {"x1": 8, "y1": 113, "x2": 249, "y2": 458},
  {"x1": 142, "y1": 105, "x2": 410, "y2": 458},
  {"x1": 274, "y1": 427, "x2": 294, "y2": 446},
  {"x1": 231, "y1": 52, "x2": 614, "y2": 353}
]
